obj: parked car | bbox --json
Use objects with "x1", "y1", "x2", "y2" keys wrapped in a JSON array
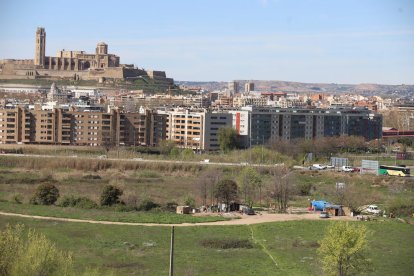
[
  {"x1": 310, "y1": 164, "x2": 327, "y2": 170},
  {"x1": 352, "y1": 167, "x2": 361, "y2": 173},
  {"x1": 325, "y1": 165, "x2": 335, "y2": 169},
  {"x1": 243, "y1": 207, "x2": 256, "y2": 215},
  {"x1": 341, "y1": 166, "x2": 353, "y2": 172},
  {"x1": 319, "y1": 211, "x2": 330, "y2": 218},
  {"x1": 365, "y1": 205, "x2": 381, "y2": 215}
]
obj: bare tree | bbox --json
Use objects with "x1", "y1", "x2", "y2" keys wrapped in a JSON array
[
  {"x1": 269, "y1": 167, "x2": 296, "y2": 213},
  {"x1": 197, "y1": 169, "x2": 222, "y2": 206},
  {"x1": 238, "y1": 166, "x2": 262, "y2": 207},
  {"x1": 331, "y1": 182, "x2": 382, "y2": 213}
]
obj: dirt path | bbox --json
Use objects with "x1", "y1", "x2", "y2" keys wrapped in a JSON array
[{"x1": 0, "y1": 211, "x2": 355, "y2": 227}]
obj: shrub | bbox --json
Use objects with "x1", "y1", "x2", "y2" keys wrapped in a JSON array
[
  {"x1": 82, "y1": 174, "x2": 101, "y2": 180},
  {"x1": 162, "y1": 201, "x2": 178, "y2": 212},
  {"x1": 30, "y1": 184, "x2": 60, "y2": 205},
  {"x1": 200, "y1": 238, "x2": 253, "y2": 249},
  {"x1": 183, "y1": 195, "x2": 196, "y2": 208},
  {"x1": 100, "y1": 185, "x2": 123, "y2": 206},
  {"x1": 0, "y1": 224, "x2": 73, "y2": 276},
  {"x1": 59, "y1": 196, "x2": 98, "y2": 209},
  {"x1": 297, "y1": 182, "x2": 313, "y2": 196},
  {"x1": 11, "y1": 193, "x2": 23, "y2": 204},
  {"x1": 138, "y1": 198, "x2": 159, "y2": 211},
  {"x1": 112, "y1": 204, "x2": 135, "y2": 212},
  {"x1": 387, "y1": 197, "x2": 414, "y2": 217}
]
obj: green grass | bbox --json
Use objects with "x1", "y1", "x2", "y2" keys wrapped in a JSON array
[
  {"x1": 0, "y1": 216, "x2": 412, "y2": 275},
  {"x1": 0, "y1": 201, "x2": 228, "y2": 224}
]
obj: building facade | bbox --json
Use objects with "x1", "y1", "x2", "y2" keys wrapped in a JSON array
[
  {"x1": 0, "y1": 106, "x2": 166, "y2": 147},
  {"x1": 160, "y1": 109, "x2": 232, "y2": 151},
  {"x1": 230, "y1": 106, "x2": 382, "y2": 147}
]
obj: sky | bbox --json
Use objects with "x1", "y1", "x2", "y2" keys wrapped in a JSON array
[{"x1": 0, "y1": 0, "x2": 413, "y2": 84}]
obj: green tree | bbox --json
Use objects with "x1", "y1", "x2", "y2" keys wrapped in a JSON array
[
  {"x1": 238, "y1": 167, "x2": 262, "y2": 207},
  {"x1": 100, "y1": 185, "x2": 123, "y2": 206},
  {"x1": 31, "y1": 184, "x2": 60, "y2": 205},
  {"x1": 218, "y1": 127, "x2": 238, "y2": 153},
  {"x1": 214, "y1": 179, "x2": 238, "y2": 212},
  {"x1": 318, "y1": 222, "x2": 370, "y2": 276},
  {"x1": 183, "y1": 195, "x2": 196, "y2": 208},
  {"x1": 0, "y1": 224, "x2": 23, "y2": 275},
  {"x1": 159, "y1": 140, "x2": 177, "y2": 156},
  {"x1": 0, "y1": 224, "x2": 73, "y2": 276}
]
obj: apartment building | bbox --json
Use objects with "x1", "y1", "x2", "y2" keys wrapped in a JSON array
[
  {"x1": 229, "y1": 106, "x2": 382, "y2": 147},
  {"x1": 159, "y1": 109, "x2": 232, "y2": 151},
  {"x1": 0, "y1": 106, "x2": 166, "y2": 147}
]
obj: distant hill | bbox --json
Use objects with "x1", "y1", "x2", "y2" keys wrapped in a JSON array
[{"x1": 176, "y1": 80, "x2": 414, "y2": 96}]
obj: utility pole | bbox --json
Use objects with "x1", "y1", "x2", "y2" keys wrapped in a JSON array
[{"x1": 169, "y1": 226, "x2": 174, "y2": 276}]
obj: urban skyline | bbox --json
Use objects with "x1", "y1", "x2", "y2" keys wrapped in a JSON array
[{"x1": 1, "y1": 0, "x2": 413, "y2": 85}]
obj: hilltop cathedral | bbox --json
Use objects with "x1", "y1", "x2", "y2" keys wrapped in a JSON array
[{"x1": 0, "y1": 27, "x2": 174, "y2": 86}]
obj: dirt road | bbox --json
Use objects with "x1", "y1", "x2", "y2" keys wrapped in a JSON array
[{"x1": 0, "y1": 211, "x2": 354, "y2": 227}]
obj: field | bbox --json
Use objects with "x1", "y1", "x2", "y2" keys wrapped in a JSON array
[
  {"x1": 0, "y1": 148, "x2": 413, "y2": 274},
  {"x1": 0, "y1": 153, "x2": 413, "y2": 219},
  {"x1": 0, "y1": 216, "x2": 412, "y2": 275}
]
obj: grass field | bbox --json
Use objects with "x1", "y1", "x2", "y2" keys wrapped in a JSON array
[
  {"x1": 0, "y1": 201, "x2": 229, "y2": 224},
  {"x1": 0, "y1": 154, "x2": 413, "y2": 218},
  {"x1": 0, "y1": 216, "x2": 412, "y2": 275}
]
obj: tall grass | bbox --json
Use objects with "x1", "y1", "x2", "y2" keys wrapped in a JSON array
[{"x1": 0, "y1": 156, "x2": 204, "y2": 173}]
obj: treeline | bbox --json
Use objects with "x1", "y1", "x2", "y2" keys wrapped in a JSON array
[{"x1": 267, "y1": 136, "x2": 375, "y2": 160}]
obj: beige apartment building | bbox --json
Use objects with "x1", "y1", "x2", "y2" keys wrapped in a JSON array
[
  {"x1": 159, "y1": 109, "x2": 232, "y2": 151},
  {"x1": 0, "y1": 106, "x2": 166, "y2": 147}
]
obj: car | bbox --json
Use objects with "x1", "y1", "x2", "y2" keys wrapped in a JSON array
[
  {"x1": 365, "y1": 205, "x2": 381, "y2": 215},
  {"x1": 243, "y1": 207, "x2": 256, "y2": 215},
  {"x1": 352, "y1": 167, "x2": 361, "y2": 173},
  {"x1": 310, "y1": 164, "x2": 327, "y2": 170},
  {"x1": 341, "y1": 166, "x2": 353, "y2": 172},
  {"x1": 326, "y1": 165, "x2": 335, "y2": 169},
  {"x1": 319, "y1": 211, "x2": 330, "y2": 218}
]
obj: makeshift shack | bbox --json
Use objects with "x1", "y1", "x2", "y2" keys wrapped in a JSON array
[
  {"x1": 176, "y1": 205, "x2": 191, "y2": 214},
  {"x1": 325, "y1": 204, "x2": 345, "y2": 216}
]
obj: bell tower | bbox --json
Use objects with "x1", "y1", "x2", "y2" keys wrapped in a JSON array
[{"x1": 34, "y1": 27, "x2": 46, "y2": 67}]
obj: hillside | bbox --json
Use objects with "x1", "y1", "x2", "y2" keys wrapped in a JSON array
[{"x1": 177, "y1": 80, "x2": 414, "y2": 96}]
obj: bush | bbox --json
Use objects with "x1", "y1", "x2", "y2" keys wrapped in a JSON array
[
  {"x1": 387, "y1": 197, "x2": 414, "y2": 217},
  {"x1": 0, "y1": 224, "x2": 73, "y2": 276},
  {"x1": 11, "y1": 193, "x2": 23, "y2": 204},
  {"x1": 30, "y1": 184, "x2": 60, "y2": 205},
  {"x1": 200, "y1": 238, "x2": 253, "y2": 249},
  {"x1": 82, "y1": 174, "x2": 101, "y2": 180},
  {"x1": 100, "y1": 185, "x2": 123, "y2": 206},
  {"x1": 162, "y1": 201, "x2": 178, "y2": 212},
  {"x1": 112, "y1": 204, "x2": 135, "y2": 212},
  {"x1": 297, "y1": 182, "x2": 313, "y2": 196},
  {"x1": 59, "y1": 196, "x2": 98, "y2": 209},
  {"x1": 138, "y1": 198, "x2": 159, "y2": 211},
  {"x1": 183, "y1": 195, "x2": 196, "y2": 208}
]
